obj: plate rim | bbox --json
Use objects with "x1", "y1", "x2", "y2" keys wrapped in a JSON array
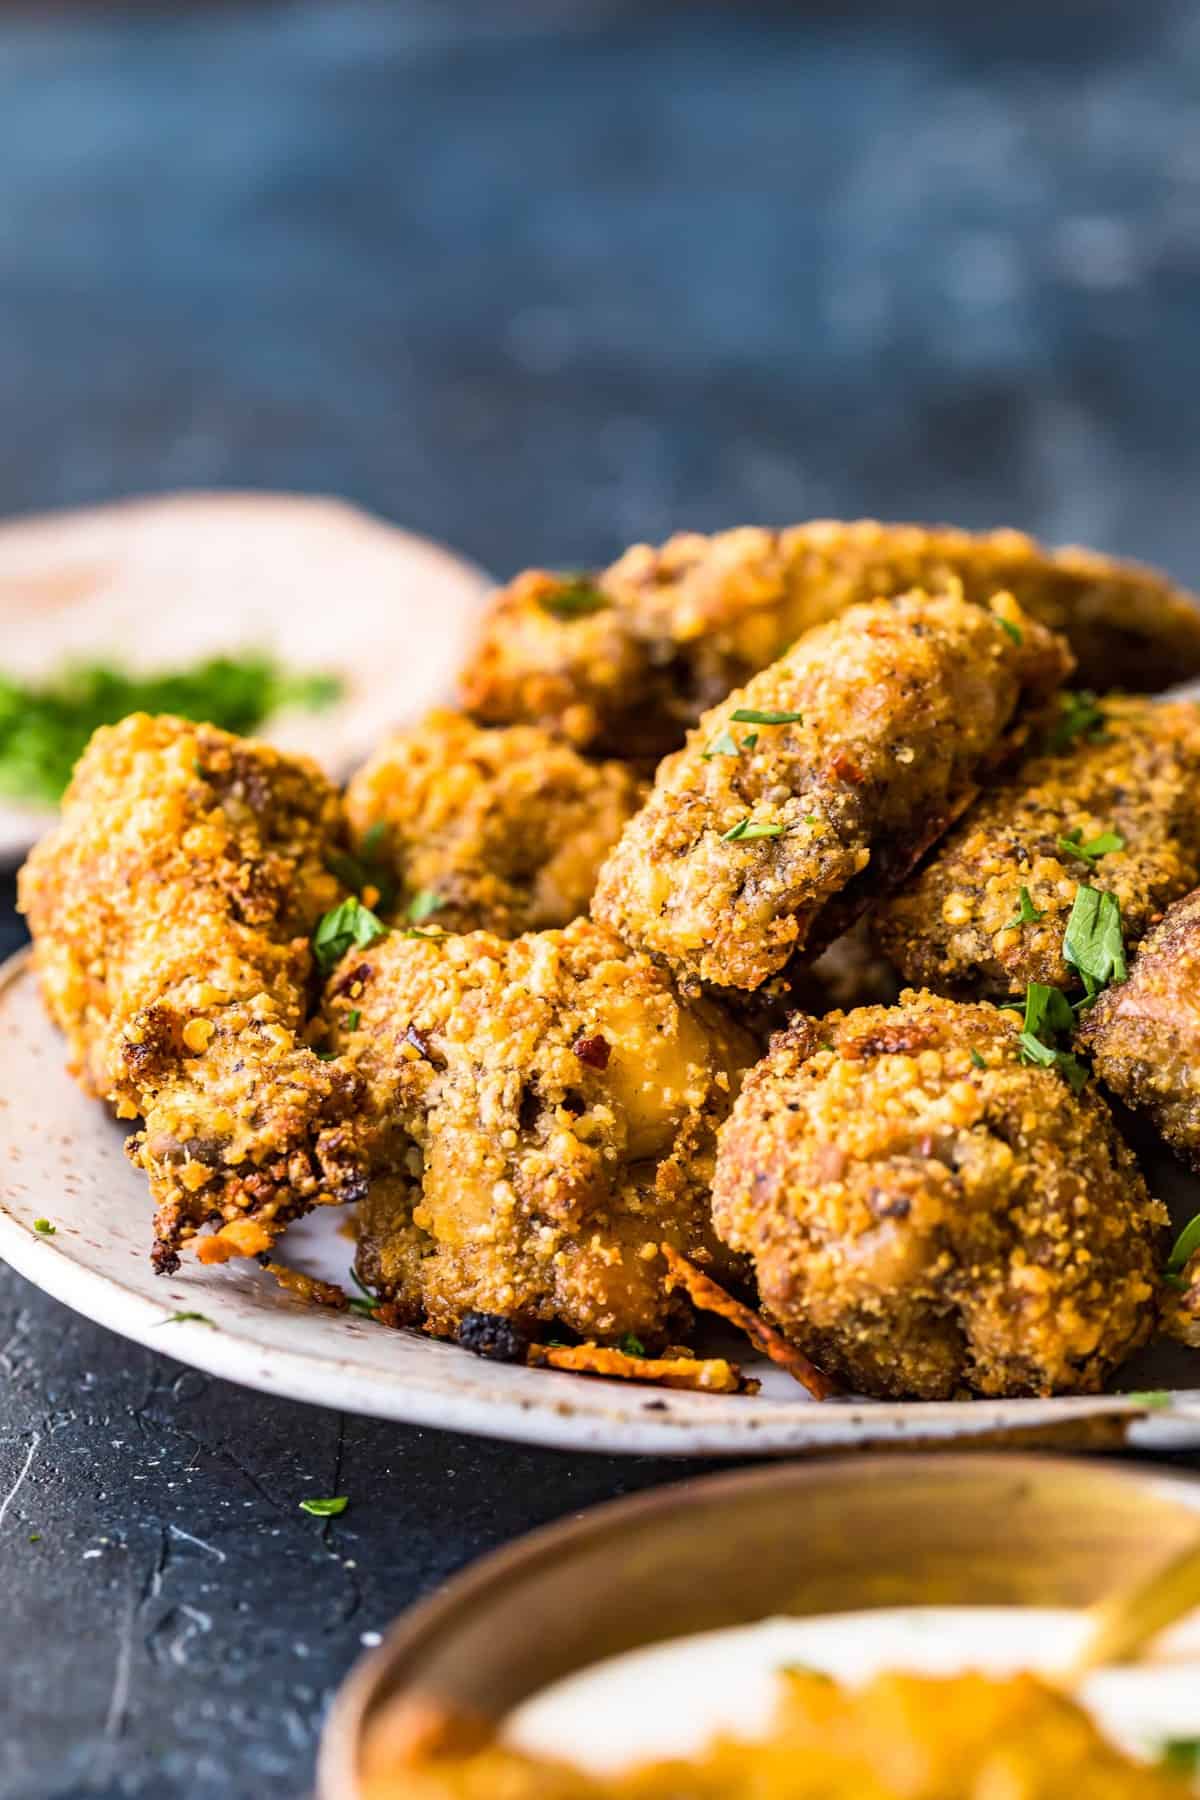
[{"x1": 2, "y1": 947, "x2": 1199, "y2": 1456}]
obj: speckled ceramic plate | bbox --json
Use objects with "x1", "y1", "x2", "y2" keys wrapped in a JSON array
[
  {"x1": 3, "y1": 950, "x2": 1200, "y2": 1454},
  {"x1": 0, "y1": 490, "x2": 494, "y2": 860}
]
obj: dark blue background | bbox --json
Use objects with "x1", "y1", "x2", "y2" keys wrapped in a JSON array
[{"x1": 3, "y1": 3, "x2": 1200, "y2": 1793}]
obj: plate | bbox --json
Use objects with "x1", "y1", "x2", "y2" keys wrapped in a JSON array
[
  {"x1": 2, "y1": 950, "x2": 1199, "y2": 1454},
  {"x1": 316, "y1": 1453, "x2": 1200, "y2": 1797},
  {"x1": 0, "y1": 490, "x2": 494, "y2": 860}
]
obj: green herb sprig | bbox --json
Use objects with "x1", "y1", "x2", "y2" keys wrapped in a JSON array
[
  {"x1": 722, "y1": 818, "x2": 786, "y2": 843},
  {"x1": 299, "y1": 1496, "x2": 348, "y2": 1518},
  {"x1": 311, "y1": 896, "x2": 388, "y2": 973},
  {"x1": 1045, "y1": 690, "x2": 1109, "y2": 754},
  {"x1": 730, "y1": 707, "x2": 804, "y2": 726},
  {"x1": 1003, "y1": 886, "x2": 1045, "y2": 930},
  {"x1": 1057, "y1": 827, "x2": 1125, "y2": 868},
  {"x1": 1063, "y1": 885, "x2": 1127, "y2": 998},
  {"x1": 537, "y1": 577, "x2": 609, "y2": 621}
]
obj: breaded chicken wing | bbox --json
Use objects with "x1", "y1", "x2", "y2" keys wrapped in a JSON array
[
  {"x1": 1079, "y1": 885, "x2": 1200, "y2": 1167},
  {"x1": 592, "y1": 591, "x2": 1070, "y2": 993},
  {"x1": 459, "y1": 520, "x2": 1200, "y2": 756},
  {"x1": 18, "y1": 713, "x2": 367, "y2": 1269},
  {"x1": 344, "y1": 709, "x2": 644, "y2": 936},
  {"x1": 320, "y1": 917, "x2": 757, "y2": 1345},
  {"x1": 876, "y1": 697, "x2": 1200, "y2": 999},
  {"x1": 712, "y1": 991, "x2": 1166, "y2": 1399}
]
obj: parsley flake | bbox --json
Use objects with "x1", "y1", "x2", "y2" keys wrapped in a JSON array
[
  {"x1": 1057, "y1": 827, "x2": 1125, "y2": 867},
  {"x1": 1126, "y1": 1390, "x2": 1172, "y2": 1411},
  {"x1": 1063, "y1": 886, "x2": 1127, "y2": 996},
  {"x1": 1161, "y1": 1740, "x2": 1200, "y2": 1773},
  {"x1": 701, "y1": 729, "x2": 741, "y2": 761},
  {"x1": 346, "y1": 1009, "x2": 361, "y2": 1031},
  {"x1": 1003, "y1": 885, "x2": 1045, "y2": 930},
  {"x1": 996, "y1": 616, "x2": 1024, "y2": 645},
  {"x1": 1045, "y1": 689, "x2": 1108, "y2": 754},
  {"x1": 537, "y1": 577, "x2": 609, "y2": 620},
  {"x1": 408, "y1": 889, "x2": 443, "y2": 924},
  {"x1": 1016, "y1": 982, "x2": 1089, "y2": 1090},
  {"x1": 722, "y1": 817, "x2": 786, "y2": 843},
  {"x1": 311, "y1": 896, "x2": 388, "y2": 973},
  {"x1": 299, "y1": 1496, "x2": 348, "y2": 1518},
  {"x1": 1167, "y1": 1214, "x2": 1200, "y2": 1280},
  {"x1": 969, "y1": 1048, "x2": 987, "y2": 1070},
  {"x1": 620, "y1": 1333, "x2": 646, "y2": 1357},
  {"x1": 731, "y1": 707, "x2": 804, "y2": 726},
  {"x1": 33, "y1": 1218, "x2": 55, "y2": 1235},
  {"x1": 159, "y1": 1311, "x2": 214, "y2": 1327}
]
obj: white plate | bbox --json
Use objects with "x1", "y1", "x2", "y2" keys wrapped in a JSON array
[
  {"x1": 0, "y1": 490, "x2": 494, "y2": 860},
  {"x1": 2, "y1": 950, "x2": 1199, "y2": 1455}
]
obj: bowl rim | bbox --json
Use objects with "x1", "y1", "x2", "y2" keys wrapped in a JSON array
[{"x1": 315, "y1": 1449, "x2": 1200, "y2": 1796}]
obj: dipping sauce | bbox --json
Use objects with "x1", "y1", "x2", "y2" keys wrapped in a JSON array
[{"x1": 506, "y1": 1607, "x2": 1200, "y2": 1774}]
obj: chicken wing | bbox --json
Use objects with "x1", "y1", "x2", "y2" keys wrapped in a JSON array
[
  {"x1": 344, "y1": 709, "x2": 644, "y2": 936},
  {"x1": 18, "y1": 713, "x2": 367, "y2": 1269},
  {"x1": 459, "y1": 520, "x2": 1200, "y2": 757},
  {"x1": 711, "y1": 991, "x2": 1166, "y2": 1400},
  {"x1": 1079, "y1": 885, "x2": 1200, "y2": 1167},
  {"x1": 320, "y1": 917, "x2": 756, "y2": 1345},
  {"x1": 592, "y1": 591, "x2": 1070, "y2": 993},
  {"x1": 875, "y1": 697, "x2": 1200, "y2": 999}
]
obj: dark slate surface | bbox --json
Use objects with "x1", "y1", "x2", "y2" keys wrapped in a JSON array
[{"x1": 4, "y1": 2, "x2": 1200, "y2": 1793}]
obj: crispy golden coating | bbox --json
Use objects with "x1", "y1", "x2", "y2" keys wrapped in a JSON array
[
  {"x1": 711, "y1": 992, "x2": 1165, "y2": 1399},
  {"x1": 18, "y1": 713, "x2": 366, "y2": 1269},
  {"x1": 320, "y1": 917, "x2": 757, "y2": 1344},
  {"x1": 1080, "y1": 886, "x2": 1200, "y2": 1167},
  {"x1": 344, "y1": 708, "x2": 644, "y2": 935},
  {"x1": 459, "y1": 520, "x2": 1200, "y2": 756},
  {"x1": 592, "y1": 592, "x2": 1071, "y2": 994},
  {"x1": 365, "y1": 1672, "x2": 1186, "y2": 1800},
  {"x1": 876, "y1": 697, "x2": 1200, "y2": 999}
]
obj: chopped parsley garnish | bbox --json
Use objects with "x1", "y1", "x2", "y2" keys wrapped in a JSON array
[
  {"x1": 537, "y1": 577, "x2": 609, "y2": 620},
  {"x1": 730, "y1": 707, "x2": 804, "y2": 726},
  {"x1": 722, "y1": 817, "x2": 786, "y2": 843},
  {"x1": 313, "y1": 1048, "x2": 338, "y2": 1061},
  {"x1": 311, "y1": 896, "x2": 388, "y2": 973},
  {"x1": 620, "y1": 1333, "x2": 646, "y2": 1357},
  {"x1": 299, "y1": 1496, "x2": 348, "y2": 1518},
  {"x1": 1063, "y1": 886, "x2": 1127, "y2": 997},
  {"x1": 701, "y1": 729, "x2": 741, "y2": 762},
  {"x1": 1166, "y1": 1214, "x2": 1200, "y2": 1283},
  {"x1": 742, "y1": 732, "x2": 759, "y2": 750},
  {"x1": 1016, "y1": 981, "x2": 1089, "y2": 1091},
  {"x1": 1003, "y1": 885, "x2": 1045, "y2": 929},
  {"x1": 1160, "y1": 1740, "x2": 1200, "y2": 1773},
  {"x1": 996, "y1": 616, "x2": 1023, "y2": 645},
  {"x1": 347, "y1": 1267, "x2": 380, "y2": 1317},
  {"x1": 0, "y1": 654, "x2": 342, "y2": 806},
  {"x1": 407, "y1": 889, "x2": 443, "y2": 924},
  {"x1": 326, "y1": 821, "x2": 397, "y2": 912},
  {"x1": 1126, "y1": 1390, "x2": 1172, "y2": 1411},
  {"x1": 346, "y1": 1009, "x2": 361, "y2": 1032},
  {"x1": 1044, "y1": 689, "x2": 1108, "y2": 754},
  {"x1": 33, "y1": 1218, "x2": 55, "y2": 1235},
  {"x1": 401, "y1": 926, "x2": 445, "y2": 940},
  {"x1": 969, "y1": 1048, "x2": 987, "y2": 1070},
  {"x1": 159, "y1": 1311, "x2": 213, "y2": 1326},
  {"x1": 1056, "y1": 827, "x2": 1125, "y2": 868}
]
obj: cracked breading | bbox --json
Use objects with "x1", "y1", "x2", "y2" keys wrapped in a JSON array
[
  {"x1": 1080, "y1": 884, "x2": 1200, "y2": 1167},
  {"x1": 344, "y1": 708, "x2": 644, "y2": 935},
  {"x1": 711, "y1": 991, "x2": 1166, "y2": 1399},
  {"x1": 321, "y1": 917, "x2": 757, "y2": 1344},
  {"x1": 592, "y1": 591, "x2": 1071, "y2": 993},
  {"x1": 876, "y1": 697, "x2": 1200, "y2": 998},
  {"x1": 18, "y1": 713, "x2": 367, "y2": 1269},
  {"x1": 459, "y1": 519, "x2": 1200, "y2": 756}
]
